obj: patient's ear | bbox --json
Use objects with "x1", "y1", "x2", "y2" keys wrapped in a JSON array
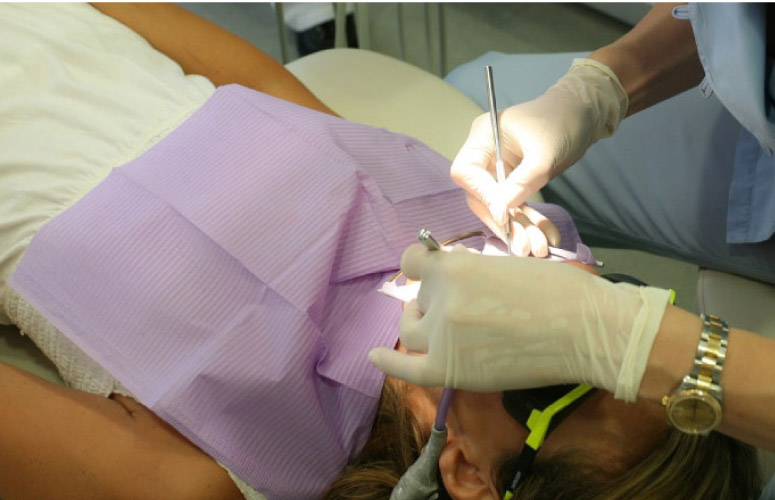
[{"x1": 439, "y1": 439, "x2": 499, "y2": 500}]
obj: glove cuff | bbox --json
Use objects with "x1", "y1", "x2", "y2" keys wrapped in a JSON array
[
  {"x1": 570, "y1": 58, "x2": 629, "y2": 122},
  {"x1": 614, "y1": 286, "x2": 671, "y2": 402},
  {"x1": 551, "y1": 58, "x2": 629, "y2": 143}
]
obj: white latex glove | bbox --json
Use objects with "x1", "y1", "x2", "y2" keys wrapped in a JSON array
[
  {"x1": 468, "y1": 201, "x2": 562, "y2": 258},
  {"x1": 450, "y1": 58, "x2": 628, "y2": 229},
  {"x1": 369, "y1": 244, "x2": 670, "y2": 402}
]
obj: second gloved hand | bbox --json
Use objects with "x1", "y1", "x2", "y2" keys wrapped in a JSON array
[
  {"x1": 369, "y1": 244, "x2": 671, "y2": 402},
  {"x1": 451, "y1": 58, "x2": 629, "y2": 228}
]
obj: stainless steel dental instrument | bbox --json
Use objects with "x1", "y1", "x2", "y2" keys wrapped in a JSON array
[
  {"x1": 484, "y1": 65, "x2": 513, "y2": 255},
  {"x1": 417, "y1": 228, "x2": 442, "y2": 251}
]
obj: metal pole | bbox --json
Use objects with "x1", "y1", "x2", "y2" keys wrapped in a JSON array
[
  {"x1": 334, "y1": 3, "x2": 348, "y2": 48},
  {"x1": 274, "y1": 3, "x2": 289, "y2": 63},
  {"x1": 397, "y1": 3, "x2": 406, "y2": 60},
  {"x1": 354, "y1": 3, "x2": 371, "y2": 50}
]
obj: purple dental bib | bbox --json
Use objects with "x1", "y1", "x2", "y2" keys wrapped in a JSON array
[{"x1": 9, "y1": 85, "x2": 588, "y2": 499}]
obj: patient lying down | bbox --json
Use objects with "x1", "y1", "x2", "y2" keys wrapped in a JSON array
[{"x1": 0, "y1": 3, "x2": 760, "y2": 500}]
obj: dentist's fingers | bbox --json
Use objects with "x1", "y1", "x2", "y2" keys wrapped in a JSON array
[
  {"x1": 510, "y1": 209, "x2": 550, "y2": 258},
  {"x1": 524, "y1": 223, "x2": 549, "y2": 258},
  {"x1": 521, "y1": 204, "x2": 561, "y2": 247},
  {"x1": 466, "y1": 194, "x2": 508, "y2": 243},
  {"x1": 398, "y1": 299, "x2": 429, "y2": 353},
  {"x1": 467, "y1": 194, "x2": 551, "y2": 257},
  {"x1": 508, "y1": 213, "x2": 531, "y2": 257},
  {"x1": 400, "y1": 243, "x2": 431, "y2": 281},
  {"x1": 450, "y1": 145, "x2": 499, "y2": 202},
  {"x1": 500, "y1": 152, "x2": 555, "y2": 213},
  {"x1": 449, "y1": 243, "x2": 471, "y2": 254},
  {"x1": 368, "y1": 348, "x2": 442, "y2": 387},
  {"x1": 450, "y1": 114, "x2": 509, "y2": 221},
  {"x1": 468, "y1": 192, "x2": 531, "y2": 255},
  {"x1": 401, "y1": 241, "x2": 467, "y2": 283}
]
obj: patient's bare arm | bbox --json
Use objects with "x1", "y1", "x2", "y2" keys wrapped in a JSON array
[
  {"x1": 0, "y1": 361, "x2": 242, "y2": 500},
  {"x1": 90, "y1": 3, "x2": 337, "y2": 116}
]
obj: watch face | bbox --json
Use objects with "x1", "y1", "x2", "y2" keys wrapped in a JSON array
[{"x1": 667, "y1": 390, "x2": 722, "y2": 434}]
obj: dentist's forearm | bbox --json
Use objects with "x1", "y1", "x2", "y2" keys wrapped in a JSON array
[
  {"x1": 90, "y1": 3, "x2": 337, "y2": 116},
  {"x1": 640, "y1": 306, "x2": 775, "y2": 451},
  {"x1": 589, "y1": 3, "x2": 704, "y2": 116}
]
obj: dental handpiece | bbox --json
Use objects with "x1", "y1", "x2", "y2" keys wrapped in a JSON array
[
  {"x1": 484, "y1": 65, "x2": 513, "y2": 255},
  {"x1": 388, "y1": 229, "x2": 454, "y2": 500},
  {"x1": 416, "y1": 229, "x2": 458, "y2": 426},
  {"x1": 417, "y1": 228, "x2": 441, "y2": 251}
]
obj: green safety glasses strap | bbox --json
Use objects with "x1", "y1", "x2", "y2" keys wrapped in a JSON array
[{"x1": 502, "y1": 384, "x2": 595, "y2": 500}]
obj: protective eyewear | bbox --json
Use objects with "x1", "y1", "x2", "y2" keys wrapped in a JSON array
[{"x1": 501, "y1": 384, "x2": 596, "y2": 500}]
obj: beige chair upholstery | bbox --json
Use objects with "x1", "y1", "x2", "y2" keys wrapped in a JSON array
[
  {"x1": 696, "y1": 269, "x2": 775, "y2": 339},
  {"x1": 0, "y1": 323, "x2": 62, "y2": 384},
  {"x1": 287, "y1": 48, "x2": 483, "y2": 161}
]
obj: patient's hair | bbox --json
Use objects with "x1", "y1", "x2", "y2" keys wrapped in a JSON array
[
  {"x1": 323, "y1": 379, "x2": 762, "y2": 500},
  {"x1": 322, "y1": 377, "x2": 429, "y2": 500},
  {"x1": 496, "y1": 429, "x2": 762, "y2": 500}
]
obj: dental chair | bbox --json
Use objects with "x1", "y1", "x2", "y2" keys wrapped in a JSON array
[{"x1": 1, "y1": 47, "x2": 773, "y2": 488}]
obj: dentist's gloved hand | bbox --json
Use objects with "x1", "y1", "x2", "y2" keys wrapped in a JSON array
[
  {"x1": 451, "y1": 58, "x2": 628, "y2": 231},
  {"x1": 369, "y1": 244, "x2": 671, "y2": 402}
]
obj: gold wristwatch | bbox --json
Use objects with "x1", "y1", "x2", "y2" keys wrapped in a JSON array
[{"x1": 662, "y1": 314, "x2": 728, "y2": 435}]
